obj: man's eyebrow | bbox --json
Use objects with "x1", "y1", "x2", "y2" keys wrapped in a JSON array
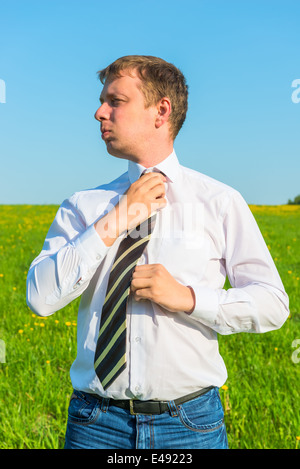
[{"x1": 99, "y1": 92, "x2": 128, "y2": 103}]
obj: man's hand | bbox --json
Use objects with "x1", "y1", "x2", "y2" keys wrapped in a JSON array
[
  {"x1": 94, "y1": 172, "x2": 167, "y2": 246},
  {"x1": 130, "y1": 264, "x2": 195, "y2": 314},
  {"x1": 124, "y1": 172, "x2": 167, "y2": 231}
]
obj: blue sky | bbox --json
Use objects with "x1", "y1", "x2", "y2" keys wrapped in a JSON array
[{"x1": 0, "y1": 0, "x2": 299, "y2": 205}]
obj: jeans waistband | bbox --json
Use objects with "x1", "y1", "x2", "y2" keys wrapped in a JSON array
[{"x1": 75, "y1": 386, "x2": 214, "y2": 415}]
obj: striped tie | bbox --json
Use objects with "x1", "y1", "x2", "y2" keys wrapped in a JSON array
[{"x1": 94, "y1": 211, "x2": 157, "y2": 390}]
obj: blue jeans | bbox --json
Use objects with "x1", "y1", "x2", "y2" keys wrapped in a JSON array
[{"x1": 64, "y1": 387, "x2": 228, "y2": 449}]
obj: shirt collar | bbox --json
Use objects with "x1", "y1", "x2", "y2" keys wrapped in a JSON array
[{"x1": 128, "y1": 150, "x2": 180, "y2": 184}]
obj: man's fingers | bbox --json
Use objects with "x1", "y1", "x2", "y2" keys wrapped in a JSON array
[
  {"x1": 139, "y1": 172, "x2": 166, "y2": 182},
  {"x1": 125, "y1": 173, "x2": 167, "y2": 231},
  {"x1": 132, "y1": 264, "x2": 157, "y2": 277},
  {"x1": 131, "y1": 265, "x2": 156, "y2": 293},
  {"x1": 131, "y1": 288, "x2": 152, "y2": 301},
  {"x1": 138, "y1": 172, "x2": 166, "y2": 192},
  {"x1": 131, "y1": 277, "x2": 151, "y2": 290},
  {"x1": 130, "y1": 275, "x2": 152, "y2": 302},
  {"x1": 150, "y1": 183, "x2": 166, "y2": 200}
]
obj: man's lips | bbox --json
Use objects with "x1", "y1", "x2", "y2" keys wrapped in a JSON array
[{"x1": 101, "y1": 129, "x2": 111, "y2": 140}]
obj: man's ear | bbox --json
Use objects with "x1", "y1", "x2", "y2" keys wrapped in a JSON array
[{"x1": 155, "y1": 97, "x2": 172, "y2": 129}]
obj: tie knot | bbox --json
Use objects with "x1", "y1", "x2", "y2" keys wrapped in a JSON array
[{"x1": 140, "y1": 168, "x2": 166, "y2": 178}]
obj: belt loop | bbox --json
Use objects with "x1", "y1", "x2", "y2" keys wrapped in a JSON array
[
  {"x1": 167, "y1": 400, "x2": 179, "y2": 417},
  {"x1": 100, "y1": 397, "x2": 110, "y2": 413}
]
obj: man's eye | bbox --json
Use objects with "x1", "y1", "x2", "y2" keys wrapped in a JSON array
[{"x1": 111, "y1": 98, "x2": 121, "y2": 105}]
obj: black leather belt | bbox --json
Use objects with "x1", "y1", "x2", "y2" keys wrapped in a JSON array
[{"x1": 87, "y1": 386, "x2": 214, "y2": 415}]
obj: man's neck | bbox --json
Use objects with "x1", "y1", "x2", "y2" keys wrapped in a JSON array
[{"x1": 129, "y1": 142, "x2": 174, "y2": 168}]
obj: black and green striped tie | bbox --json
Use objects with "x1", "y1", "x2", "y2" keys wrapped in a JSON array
[{"x1": 94, "y1": 211, "x2": 157, "y2": 390}]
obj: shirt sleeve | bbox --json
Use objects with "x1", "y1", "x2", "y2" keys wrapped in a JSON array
[
  {"x1": 26, "y1": 195, "x2": 109, "y2": 316},
  {"x1": 189, "y1": 191, "x2": 289, "y2": 334}
]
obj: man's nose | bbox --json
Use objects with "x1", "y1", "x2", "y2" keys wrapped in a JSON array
[{"x1": 94, "y1": 103, "x2": 109, "y2": 121}]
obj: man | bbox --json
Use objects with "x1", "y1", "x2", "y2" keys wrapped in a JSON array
[{"x1": 26, "y1": 55, "x2": 289, "y2": 449}]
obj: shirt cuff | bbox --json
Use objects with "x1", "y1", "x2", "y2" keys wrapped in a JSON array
[
  {"x1": 72, "y1": 223, "x2": 109, "y2": 268},
  {"x1": 189, "y1": 285, "x2": 219, "y2": 326}
]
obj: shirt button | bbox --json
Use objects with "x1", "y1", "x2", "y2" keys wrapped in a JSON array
[
  {"x1": 96, "y1": 255, "x2": 101, "y2": 260},
  {"x1": 135, "y1": 385, "x2": 141, "y2": 393},
  {"x1": 135, "y1": 336, "x2": 141, "y2": 343}
]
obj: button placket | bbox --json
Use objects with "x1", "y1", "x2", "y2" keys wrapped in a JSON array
[{"x1": 129, "y1": 301, "x2": 145, "y2": 398}]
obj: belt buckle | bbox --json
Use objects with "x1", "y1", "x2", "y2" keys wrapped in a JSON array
[{"x1": 129, "y1": 400, "x2": 138, "y2": 415}]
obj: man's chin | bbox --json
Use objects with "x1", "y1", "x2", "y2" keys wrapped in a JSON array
[
  {"x1": 106, "y1": 144, "x2": 129, "y2": 161},
  {"x1": 105, "y1": 143, "x2": 135, "y2": 161}
]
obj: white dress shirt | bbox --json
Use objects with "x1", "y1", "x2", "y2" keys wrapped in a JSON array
[{"x1": 26, "y1": 150, "x2": 289, "y2": 400}]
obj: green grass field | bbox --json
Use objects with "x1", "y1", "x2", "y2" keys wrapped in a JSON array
[{"x1": 0, "y1": 204, "x2": 299, "y2": 449}]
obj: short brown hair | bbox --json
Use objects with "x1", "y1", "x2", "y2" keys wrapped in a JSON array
[{"x1": 98, "y1": 55, "x2": 188, "y2": 140}]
